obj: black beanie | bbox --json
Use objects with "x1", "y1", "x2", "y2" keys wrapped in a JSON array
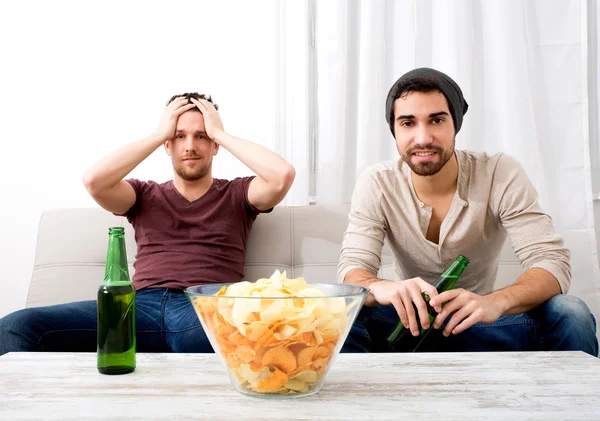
[{"x1": 385, "y1": 68, "x2": 469, "y2": 136}]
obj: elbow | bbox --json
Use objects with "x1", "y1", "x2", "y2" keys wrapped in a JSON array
[
  {"x1": 82, "y1": 170, "x2": 101, "y2": 196},
  {"x1": 276, "y1": 164, "x2": 296, "y2": 195},
  {"x1": 82, "y1": 171, "x2": 96, "y2": 195}
]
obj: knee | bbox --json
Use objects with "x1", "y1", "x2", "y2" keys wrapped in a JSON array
[
  {"x1": 0, "y1": 308, "x2": 32, "y2": 334},
  {"x1": 539, "y1": 295, "x2": 598, "y2": 356},
  {"x1": 341, "y1": 306, "x2": 375, "y2": 353},
  {"x1": 342, "y1": 305, "x2": 399, "y2": 353},
  {"x1": 543, "y1": 295, "x2": 595, "y2": 328},
  {"x1": 0, "y1": 308, "x2": 40, "y2": 354},
  {"x1": 168, "y1": 326, "x2": 214, "y2": 353}
]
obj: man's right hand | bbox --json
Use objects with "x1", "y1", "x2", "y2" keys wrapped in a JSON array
[
  {"x1": 369, "y1": 278, "x2": 439, "y2": 336},
  {"x1": 156, "y1": 97, "x2": 197, "y2": 142},
  {"x1": 83, "y1": 97, "x2": 195, "y2": 215}
]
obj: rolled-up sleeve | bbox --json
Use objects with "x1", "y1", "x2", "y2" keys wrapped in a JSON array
[
  {"x1": 337, "y1": 167, "x2": 388, "y2": 283},
  {"x1": 492, "y1": 154, "x2": 571, "y2": 293}
]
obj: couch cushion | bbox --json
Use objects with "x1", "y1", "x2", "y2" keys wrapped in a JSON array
[
  {"x1": 26, "y1": 206, "x2": 520, "y2": 308},
  {"x1": 26, "y1": 208, "x2": 136, "y2": 307}
]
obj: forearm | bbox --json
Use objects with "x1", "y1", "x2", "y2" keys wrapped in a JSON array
[
  {"x1": 212, "y1": 130, "x2": 294, "y2": 188},
  {"x1": 83, "y1": 133, "x2": 165, "y2": 193},
  {"x1": 343, "y1": 268, "x2": 382, "y2": 306},
  {"x1": 489, "y1": 267, "x2": 562, "y2": 315}
]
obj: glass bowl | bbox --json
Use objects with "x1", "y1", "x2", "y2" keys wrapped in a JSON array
[{"x1": 185, "y1": 282, "x2": 368, "y2": 398}]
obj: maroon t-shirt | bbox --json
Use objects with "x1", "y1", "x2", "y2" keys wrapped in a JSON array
[{"x1": 121, "y1": 177, "x2": 265, "y2": 290}]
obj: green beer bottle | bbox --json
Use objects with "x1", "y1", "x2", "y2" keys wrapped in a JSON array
[
  {"x1": 386, "y1": 255, "x2": 469, "y2": 349},
  {"x1": 97, "y1": 227, "x2": 136, "y2": 374}
]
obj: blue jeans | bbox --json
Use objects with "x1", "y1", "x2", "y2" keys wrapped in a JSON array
[
  {"x1": 341, "y1": 295, "x2": 599, "y2": 357},
  {"x1": 0, "y1": 288, "x2": 213, "y2": 355}
]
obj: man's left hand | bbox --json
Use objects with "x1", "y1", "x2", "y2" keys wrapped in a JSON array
[
  {"x1": 429, "y1": 289, "x2": 504, "y2": 336},
  {"x1": 191, "y1": 98, "x2": 225, "y2": 141}
]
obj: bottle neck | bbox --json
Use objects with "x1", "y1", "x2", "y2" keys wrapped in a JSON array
[
  {"x1": 431, "y1": 259, "x2": 468, "y2": 292},
  {"x1": 104, "y1": 234, "x2": 131, "y2": 284}
]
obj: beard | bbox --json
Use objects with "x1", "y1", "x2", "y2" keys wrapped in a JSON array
[
  {"x1": 399, "y1": 142, "x2": 455, "y2": 177},
  {"x1": 173, "y1": 157, "x2": 212, "y2": 181}
]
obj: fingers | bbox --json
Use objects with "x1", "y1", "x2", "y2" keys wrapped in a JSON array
[
  {"x1": 192, "y1": 97, "x2": 216, "y2": 112},
  {"x1": 410, "y1": 287, "x2": 431, "y2": 331},
  {"x1": 157, "y1": 97, "x2": 195, "y2": 141},
  {"x1": 429, "y1": 289, "x2": 460, "y2": 308},
  {"x1": 174, "y1": 103, "x2": 196, "y2": 116},
  {"x1": 375, "y1": 278, "x2": 460, "y2": 337},
  {"x1": 398, "y1": 288, "x2": 419, "y2": 335},
  {"x1": 166, "y1": 97, "x2": 196, "y2": 117},
  {"x1": 451, "y1": 312, "x2": 480, "y2": 335},
  {"x1": 417, "y1": 278, "x2": 439, "y2": 299},
  {"x1": 406, "y1": 278, "x2": 432, "y2": 332},
  {"x1": 416, "y1": 277, "x2": 440, "y2": 314},
  {"x1": 190, "y1": 97, "x2": 202, "y2": 109},
  {"x1": 190, "y1": 98, "x2": 207, "y2": 113},
  {"x1": 394, "y1": 278, "x2": 436, "y2": 335},
  {"x1": 168, "y1": 96, "x2": 189, "y2": 110},
  {"x1": 432, "y1": 289, "x2": 464, "y2": 329},
  {"x1": 442, "y1": 306, "x2": 471, "y2": 336},
  {"x1": 432, "y1": 295, "x2": 461, "y2": 329},
  {"x1": 390, "y1": 295, "x2": 408, "y2": 330}
]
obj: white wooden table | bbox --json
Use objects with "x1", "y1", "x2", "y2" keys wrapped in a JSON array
[{"x1": 1, "y1": 351, "x2": 599, "y2": 420}]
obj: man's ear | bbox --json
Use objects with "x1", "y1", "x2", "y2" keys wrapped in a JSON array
[
  {"x1": 164, "y1": 140, "x2": 171, "y2": 156},
  {"x1": 213, "y1": 141, "x2": 220, "y2": 156}
]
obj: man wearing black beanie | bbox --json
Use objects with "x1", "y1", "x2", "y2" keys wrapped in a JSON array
[{"x1": 339, "y1": 68, "x2": 598, "y2": 355}]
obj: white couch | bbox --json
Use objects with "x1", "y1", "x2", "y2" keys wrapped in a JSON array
[{"x1": 25, "y1": 206, "x2": 523, "y2": 308}]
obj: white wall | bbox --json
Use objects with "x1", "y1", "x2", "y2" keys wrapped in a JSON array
[{"x1": 0, "y1": 0, "x2": 279, "y2": 317}]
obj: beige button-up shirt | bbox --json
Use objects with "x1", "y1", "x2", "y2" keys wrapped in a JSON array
[{"x1": 338, "y1": 150, "x2": 571, "y2": 295}]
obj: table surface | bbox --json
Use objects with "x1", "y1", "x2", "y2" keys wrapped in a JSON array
[{"x1": 1, "y1": 351, "x2": 599, "y2": 420}]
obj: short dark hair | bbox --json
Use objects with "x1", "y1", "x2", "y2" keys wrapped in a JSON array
[
  {"x1": 391, "y1": 77, "x2": 443, "y2": 101},
  {"x1": 166, "y1": 92, "x2": 219, "y2": 110}
]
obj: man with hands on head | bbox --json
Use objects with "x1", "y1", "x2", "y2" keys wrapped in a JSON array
[
  {"x1": 339, "y1": 68, "x2": 598, "y2": 356},
  {"x1": 0, "y1": 92, "x2": 295, "y2": 355}
]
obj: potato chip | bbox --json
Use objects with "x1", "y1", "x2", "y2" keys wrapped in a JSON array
[
  {"x1": 273, "y1": 324, "x2": 296, "y2": 341},
  {"x1": 235, "y1": 345, "x2": 255, "y2": 364},
  {"x1": 245, "y1": 322, "x2": 270, "y2": 341},
  {"x1": 283, "y1": 378, "x2": 308, "y2": 392},
  {"x1": 262, "y1": 346, "x2": 297, "y2": 374},
  {"x1": 313, "y1": 329, "x2": 324, "y2": 345},
  {"x1": 238, "y1": 363, "x2": 261, "y2": 383},
  {"x1": 296, "y1": 346, "x2": 317, "y2": 366},
  {"x1": 291, "y1": 370, "x2": 318, "y2": 383},
  {"x1": 257, "y1": 367, "x2": 288, "y2": 391},
  {"x1": 315, "y1": 345, "x2": 331, "y2": 359}
]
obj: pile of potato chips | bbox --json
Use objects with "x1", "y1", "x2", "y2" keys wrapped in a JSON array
[{"x1": 192, "y1": 270, "x2": 358, "y2": 395}]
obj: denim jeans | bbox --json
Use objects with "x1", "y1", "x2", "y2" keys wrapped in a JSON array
[
  {"x1": 0, "y1": 288, "x2": 213, "y2": 355},
  {"x1": 341, "y1": 294, "x2": 599, "y2": 357}
]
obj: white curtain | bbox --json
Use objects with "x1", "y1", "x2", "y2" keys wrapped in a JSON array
[
  {"x1": 274, "y1": 1, "x2": 313, "y2": 206},
  {"x1": 591, "y1": 0, "x2": 600, "y2": 193},
  {"x1": 314, "y1": 0, "x2": 600, "y2": 320}
]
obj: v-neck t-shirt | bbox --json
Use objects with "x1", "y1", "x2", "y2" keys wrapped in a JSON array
[{"x1": 121, "y1": 176, "x2": 264, "y2": 290}]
